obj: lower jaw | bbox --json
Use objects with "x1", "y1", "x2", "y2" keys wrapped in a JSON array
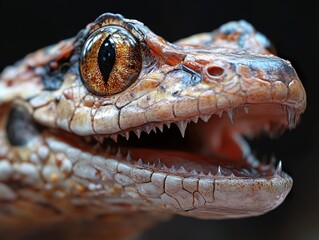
[{"x1": 45, "y1": 129, "x2": 293, "y2": 219}]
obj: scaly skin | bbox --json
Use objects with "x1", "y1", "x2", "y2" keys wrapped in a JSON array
[{"x1": 0, "y1": 14, "x2": 306, "y2": 239}]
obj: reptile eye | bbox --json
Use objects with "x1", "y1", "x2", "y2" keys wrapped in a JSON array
[{"x1": 80, "y1": 26, "x2": 142, "y2": 96}]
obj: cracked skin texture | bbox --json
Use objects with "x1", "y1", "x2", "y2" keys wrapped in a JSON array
[{"x1": 0, "y1": 13, "x2": 306, "y2": 239}]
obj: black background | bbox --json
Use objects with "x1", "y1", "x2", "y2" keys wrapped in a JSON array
[{"x1": 0, "y1": 1, "x2": 318, "y2": 239}]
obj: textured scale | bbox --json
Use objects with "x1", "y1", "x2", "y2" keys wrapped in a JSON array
[{"x1": 0, "y1": 13, "x2": 306, "y2": 240}]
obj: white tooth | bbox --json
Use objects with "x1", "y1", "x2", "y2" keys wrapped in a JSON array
[
  {"x1": 275, "y1": 160, "x2": 282, "y2": 175},
  {"x1": 226, "y1": 109, "x2": 235, "y2": 124},
  {"x1": 165, "y1": 122, "x2": 171, "y2": 129},
  {"x1": 190, "y1": 169, "x2": 197, "y2": 175},
  {"x1": 147, "y1": 162, "x2": 155, "y2": 168},
  {"x1": 170, "y1": 165, "x2": 176, "y2": 172},
  {"x1": 244, "y1": 106, "x2": 249, "y2": 114},
  {"x1": 109, "y1": 134, "x2": 118, "y2": 143},
  {"x1": 216, "y1": 166, "x2": 222, "y2": 176},
  {"x1": 217, "y1": 111, "x2": 223, "y2": 118},
  {"x1": 137, "y1": 159, "x2": 143, "y2": 166},
  {"x1": 178, "y1": 166, "x2": 188, "y2": 174},
  {"x1": 126, "y1": 151, "x2": 132, "y2": 161},
  {"x1": 134, "y1": 129, "x2": 142, "y2": 138},
  {"x1": 151, "y1": 127, "x2": 157, "y2": 134},
  {"x1": 208, "y1": 171, "x2": 213, "y2": 177},
  {"x1": 192, "y1": 116, "x2": 199, "y2": 123},
  {"x1": 162, "y1": 164, "x2": 170, "y2": 171},
  {"x1": 176, "y1": 120, "x2": 188, "y2": 138},
  {"x1": 157, "y1": 125, "x2": 164, "y2": 132},
  {"x1": 116, "y1": 148, "x2": 122, "y2": 157},
  {"x1": 94, "y1": 136, "x2": 104, "y2": 144},
  {"x1": 230, "y1": 173, "x2": 236, "y2": 178},
  {"x1": 143, "y1": 126, "x2": 152, "y2": 134},
  {"x1": 124, "y1": 132, "x2": 130, "y2": 140},
  {"x1": 157, "y1": 159, "x2": 163, "y2": 168},
  {"x1": 200, "y1": 115, "x2": 211, "y2": 122},
  {"x1": 199, "y1": 171, "x2": 206, "y2": 176}
]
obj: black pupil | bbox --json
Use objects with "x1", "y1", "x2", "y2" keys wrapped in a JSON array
[{"x1": 98, "y1": 36, "x2": 116, "y2": 83}]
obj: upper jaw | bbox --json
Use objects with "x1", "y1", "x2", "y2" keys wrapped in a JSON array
[{"x1": 114, "y1": 51, "x2": 305, "y2": 134}]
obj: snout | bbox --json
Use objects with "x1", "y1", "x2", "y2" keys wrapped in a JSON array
[{"x1": 181, "y1": 51, "x2": 306, "y2": 112}]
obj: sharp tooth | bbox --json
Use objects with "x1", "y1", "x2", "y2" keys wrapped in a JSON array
[
  {"x1": 230, "y1": 173, "x2": 236, "y2": 178},
  {"x1": 226, "y1": 109, "x2": 235, "y2": 124},
  {"x1": 286, "y1": 106, "x2": 297, "y2": 129},
  {"x1": 192, "y1": 116, "x2": 199, "y2": 123},
  {"x1": 190, "y1": 169, "x2": 197, "y2": 175},
  {"x1": 178, "y1": 166, "x2": 188, "y2": 174},
  {"x1": 176, "y1": 120, "x2": 188, "y2": 138},
  {"x1": 162, "y1": 163, "x2": 169, "y2": 171},
  {"x1": 134, "y1": 129, "x2": 142, "y2": 138},
  {"x1": 109, "y1": 134, "x2": 118, "y2": 143},
  {"x1": 157, "y1": 125, "x2": 164, "y2": 132},
  {"x1": 166, "y1": 122, "x2": 171, "y2": 129},
  {"x1": 244, "y1": 106, "x2": 249, "y2": 114},
  {"x1": 126, "y1": 151, "x2": 132, "y2": 161},
  {"x1": 216, "y1": 166, "x2": 222, "y2": 176},
  {"x1": 143, "y1": 126, "x2": 152, "y2": 134},
  {"x1": 124, "y1": 132, "x2": 130, "y2": 140},
  {"x1": 157, "y1": 159, "x2": 163, "y2": 168},
  {"x1": 200, "y1": 115, "x2": 211, "y2": 122},
  {"x1": 137, "y1": 159, "x2": 143, "y2": 166},
  {"x1": 94, "y1": 136, "x2": 104, "y2": 144},
  {"x1": 199, "y1": 171, "x2": 206, "y2": 176},
  {"x1": 208, "y1": 171, "x2": 213, "y2": 177},
  {"x1": 275, "y1": 160, "x2": 282, "y2": 175},
  {"x1": 116, "y1": 148, "x2": 122, "y2": 157},
  {"x1": 151, "y1": 127, "x2": 157, "y2": 134},
  {"x1": 217, "y1": 111, "x2": 223, "y2": 118},
  {"x1": 170, "y1": 165, "x2": 176, "y2": 172}
]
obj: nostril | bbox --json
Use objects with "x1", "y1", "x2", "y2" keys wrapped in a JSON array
[{"x1": 206, "y1": 66, "x2": 225, "y2": 78}]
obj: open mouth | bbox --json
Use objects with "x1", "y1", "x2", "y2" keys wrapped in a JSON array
[
  {"x1": 86, "y1": 103, "x2": 296, "y2": 180},
  {"x1": 0, "y1": 13, "x2": 307, "y2": 222}
]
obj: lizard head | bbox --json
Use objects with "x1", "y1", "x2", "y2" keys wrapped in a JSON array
[{"x1": 0, "y1": 13, "x2": 306, "y2": 219}]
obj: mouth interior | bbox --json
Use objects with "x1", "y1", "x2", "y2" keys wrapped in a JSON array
[{"x1": 95, "y1": 103, "x2": 291, "y2": 178}]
